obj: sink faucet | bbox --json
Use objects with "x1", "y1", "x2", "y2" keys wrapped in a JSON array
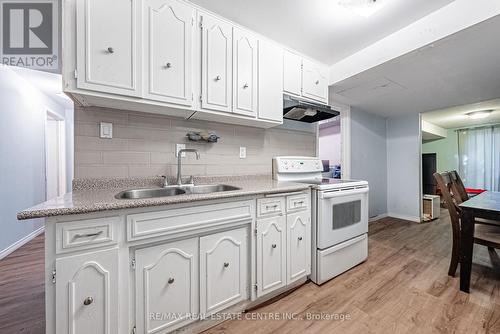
[{"x1": 177, "y1": 148, "x2": 200, "y2": 186}]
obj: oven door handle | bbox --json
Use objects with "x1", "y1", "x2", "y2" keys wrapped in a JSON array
[{"x1": 319, "y1": 187, "x2": 369, "y2": 199}]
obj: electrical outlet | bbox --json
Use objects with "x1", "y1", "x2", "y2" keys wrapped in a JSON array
[
  {"x1": 239, "y1": 146, "x2": 246, "y2": 159},
  {"x1": 176, "y1": 144, "x2": 186, "y2": 157}
]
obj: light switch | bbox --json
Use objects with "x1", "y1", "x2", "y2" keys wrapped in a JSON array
[
  {"x1": 100, "y1": 122, "x2": 113, "y2": 139},
  {"x1": 176, "y1": 144, "x2": 186, "y2": 157},
  {"x1": 239, "y1": 146, "x2": 246, "y2": 159}
]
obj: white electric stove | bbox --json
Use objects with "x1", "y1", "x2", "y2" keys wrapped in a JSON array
[{"x1": 273, "y1": 156, "x2": 369, "y2": 285}]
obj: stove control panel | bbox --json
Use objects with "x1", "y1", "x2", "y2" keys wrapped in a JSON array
[{"x1": 273, "y1": 156, "x2": 323, "y2": 174}]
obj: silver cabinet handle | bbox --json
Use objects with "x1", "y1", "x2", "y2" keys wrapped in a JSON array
[
  {"x1": 266, "y1": 204, "x2": 278, "y2": 209},
  {"x1": 298, "y1": 236, "x2": 303, "y2": 241},
  {"x1": 83, "y1": 297, "x2": 93, "y2": 306},
  {"x1": 223, "y1": 262, "x2": 230, "y2": 268},
  {"x1": 165, "y1": 62, "x2": 172, "y2": 68},
  {"x1": 168, "y1": 277, "x2": 175, "y2": 284},
  {"x1": 74, "y1": 231, "x2": 103, "y2": 238},
  {"x1": 107, "y1": 47, "x2": 114, "y2": 54},
  {"x1": 315, "y1": 80, "x2": 319, "y2": 85},
  {"x1": 294, "y1": 201, "x2": 304, "y2": 206},
  {"x1": 243, "y1": 83, "x2": 248, "y2": 89},
  {"x1": 271, "y1": 244, "x2": 277, "y2": 249},
  {"x1": 215, "y1": 75, "x2": 221, "y2": 81}
]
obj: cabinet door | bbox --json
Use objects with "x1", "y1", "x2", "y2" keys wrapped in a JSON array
[
  {"x1": 287, "y1": 211, "x2": 311, "y2": 284},
  {"x1": 232, "y1": 28, "x2": 257, "y2": 117},
  {"x1": 283, "y1": 50, "x2": 302, "y2": 96},
  {"x1": 76, "y1": 0, "x2": 139, "y2": 96},
  {"x1": 200, "y1": 228, "x2": 248, "y2": 315},
  {"x1": 135, "y1": 238, "x2": 198, "y2": 334},
  {"x1": 142, "y1": 0, "x2": 194, "y2": 106},
  {"x1": 302, "y1": 59, "x2": 328, "y2": 103},
  {"x1": 200, "y1": 13, "x2": 232, "y2": 112},
  {"x1": 258, "y1": 39, "x2": 283, "y2": 122},
  {"x1": 256, "y1": 216, "x2": 286, "y2": 297},
  {"x1": 55, "y1": 248, "x2": 119, "y2": 334}
]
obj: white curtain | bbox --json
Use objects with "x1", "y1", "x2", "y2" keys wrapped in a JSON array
[{"x1": 458, "y1": 125, "x2": 500, "y2": 191}]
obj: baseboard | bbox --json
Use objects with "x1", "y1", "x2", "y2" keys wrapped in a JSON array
[
  {"x1": 0, "y1": 226, "x2": 44, "y2": 260},
  {"x1": 387, "y1": 213, "x2": 422, "y2": 223},
  {"x1": 369, "y1": 213, "x2": 388, "y2": 222}
]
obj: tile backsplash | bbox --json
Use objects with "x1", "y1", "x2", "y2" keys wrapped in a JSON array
[{"x1": 74, "y1": 106, "x2": 317, "y2": 178}]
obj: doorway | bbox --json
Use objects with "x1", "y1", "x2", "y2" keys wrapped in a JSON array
[{"x1": 45, "y1": 111, "x2": 66, "y2": 200}]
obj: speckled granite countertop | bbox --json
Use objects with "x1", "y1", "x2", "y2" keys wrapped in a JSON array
[{"x1": 17, "y1": 175, "x2": 310, "y2": 220}]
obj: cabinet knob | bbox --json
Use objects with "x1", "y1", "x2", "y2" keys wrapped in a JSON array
[
  {"x1": 167, "y1": 277, "x2": 175, "y2": 284},
  {"x1": 271, "y1": 244, "x2": 277, "y2": 249},
  {"x1": 315, "y1": 80, "x2": 319, "y2": 85},
  {"x1": 243, "y1": 83, "x2": 248, "y2": 89},
  {"x1": 107, "y1": 47, "x2": 114, "y2": 54},
  {"x1": 165, "y1": 62, "x2": 172, "y2": 69},
  {"x1": 298, "y1": 236, "x2": 303, "y2": 241},
  {"x1": 215, "y1": 75, "x2": 221, "y2": 81},
  {"x1": 83, "y1": 297, "x2": 94, "y2": 306},
  {"x1": 223, "y1": 262, "x2": 230, "y2": 268}
]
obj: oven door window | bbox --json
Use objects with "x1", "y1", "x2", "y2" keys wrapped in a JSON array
[{"x1": 331, "y1": 200, "x2": 361, "y2": 230}]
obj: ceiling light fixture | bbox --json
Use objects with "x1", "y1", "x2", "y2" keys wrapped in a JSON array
[
  {"x1": 337, "y1": 0, "x2": 389, "y2": 18},
  {"x1": 466, "y1": 110, "x2": 493, "y2": 119}
]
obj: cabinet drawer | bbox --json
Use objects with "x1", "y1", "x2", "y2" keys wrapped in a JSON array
[
  {"x1": 127, "y1": 200, "x2": 254, "y2": 242},
  {"x1": 257, "y1": 197, "x2": 285, "y2": 218},
  {"x1": 56, "y1": 217, "x2": 118, "y2": 254},
  {"x1": 286, "y1": 193, "x2": 309, "y2": 212},
  {"x1": 200, "y1": 227, "x2": 248, "y2": 315}
]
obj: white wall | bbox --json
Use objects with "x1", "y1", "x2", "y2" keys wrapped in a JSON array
[
  {"x1": 386, "y1": 113, "x2": 421, "y2": 221},
  {"x1": 0, "y1": 66, "x2": 71, "y2": 257},
  {"x1": 319, "y1": 124, "x2": 341, "y2": 166},
  {"x1": 350, "y1": 108, "x2": 388, "y2": 218}
]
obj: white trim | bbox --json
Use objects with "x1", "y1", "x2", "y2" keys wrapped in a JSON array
[
  {"x1": 0, "y1": 226, "x2": 45, "y2": 260},
  {"x1": 45, "y1": 109, "x2": 67, "y2": 200},
  {"x1": 387, "y1": 213, "x2": 422, "y2": 223},
  {"x1": 369, "y1": 213, "x2": 388, "y2": 222}
]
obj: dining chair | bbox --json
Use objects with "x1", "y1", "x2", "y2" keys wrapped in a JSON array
[{"x1": 434, "y1": 171, "x2": 500, "y2": 277}]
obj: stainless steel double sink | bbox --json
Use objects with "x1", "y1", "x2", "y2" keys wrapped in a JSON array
[{"x1": 115, "y1": 184, "x2": 241, "y2": 199}]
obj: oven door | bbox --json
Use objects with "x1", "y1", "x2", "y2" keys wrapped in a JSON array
[{"x1": 316, "y1": 187, "x2": 369, "y2": 249}]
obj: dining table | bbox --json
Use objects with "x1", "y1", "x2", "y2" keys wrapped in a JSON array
[{"x1": 459, "y1": 191, "x2": 500, "y2": 293}]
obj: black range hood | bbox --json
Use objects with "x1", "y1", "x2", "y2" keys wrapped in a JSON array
[{"x1": 283, "y1": 94, "x2": 339, "y2": 123}]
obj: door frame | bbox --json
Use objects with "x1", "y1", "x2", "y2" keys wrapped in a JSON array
[{"x1": 45, "y1": 109, "x2": 66, "y2": 199}]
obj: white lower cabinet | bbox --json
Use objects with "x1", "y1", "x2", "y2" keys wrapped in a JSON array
[
  {"x1": 256, "y1": 216, "x2": 286, "y2": 297},
  {"x1": 287, "y1": 211, "x2": 311, "y2": 284},
  {"x1": 135, "y1": 238, "x2": 198, "y2": 334},
  {"x1": 200, "y1": 227, "x2": 248, "y2": 315},
  {"x1": 55, "y1": 248, "x2": 119, "y2": 334}
]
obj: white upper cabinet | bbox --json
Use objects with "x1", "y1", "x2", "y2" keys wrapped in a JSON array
[
  {"x1": 76, "y1": 0, "x2": 139, "y2": 96},
  {"x1": 302, "y1": 58, "x2": 328, "y2": 103},
  {"x1": 55, "y1": 248, "x2": 119, "y2": 334},
  {"x1": 283, "y1": 50, "x2": 302, "y2": 96},
  {"x1": 232, "y1": 28, "x2": 258, "y2": 117},
  {"x1": 200, "y1": 13, "x2": 233, "y2": 113},
  {"x1": 282, "y1": 50, "x2": 329, "y2": 104},
  {"x1": 142, "y1": 0, "x2": 194, "y2": 106},
  {"x1": 258, "y1": 39, "x2": 283, "y2": 122},
  {"x1": 135, "y1": 238, "x2": 198, "y2": 334}
]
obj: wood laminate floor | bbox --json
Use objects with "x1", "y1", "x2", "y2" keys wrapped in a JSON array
[{"x1": 2, "y1": 213, "x2": 500, "y2": 333}]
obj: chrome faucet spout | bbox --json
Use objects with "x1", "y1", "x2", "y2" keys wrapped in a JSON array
[{"x1": 177, "y1": 149, "x2": 200, "y2": 185}]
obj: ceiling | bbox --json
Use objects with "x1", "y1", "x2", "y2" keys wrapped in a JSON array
[
  {"x1": 190, "y1": 0, "x2": 454, "y2": 65},
  {"x1": 422, "y1": 98, "x2": 500, "y2": 129},
  {"x1": 10, "y1": 67, "x2": 73, "y2": 109},
  {"x1": 330, "y1": 14, "x2": 500, "y2": 118}
]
